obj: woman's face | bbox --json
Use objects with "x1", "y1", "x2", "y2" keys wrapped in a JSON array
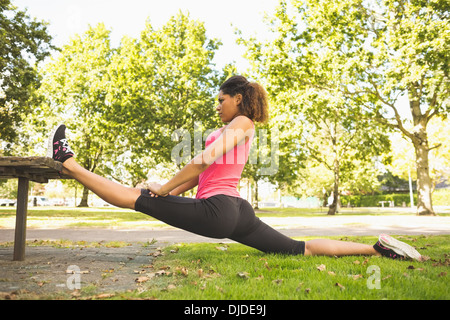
[{"x1": 216, "y1": 90, "x2": 242, "y2": 123}]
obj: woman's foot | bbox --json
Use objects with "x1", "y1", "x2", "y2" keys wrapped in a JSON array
[
  {"x1": 373, "y1": 234, "x2": 422, "y2": 260},
  {"x1": 46, "y1": 124, "x2": 75, "y2": 163}
]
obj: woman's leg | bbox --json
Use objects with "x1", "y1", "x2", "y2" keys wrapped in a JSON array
[
  {"x1": 304, "y1": 239, "x2": 380, "y2": 257},
  {"x1": 62, "y1": 158, "x2": 141, "y2": 210},
  {"x1": 230, "y1": 198, "x2": 418, "y2": 259},
  {"x1": 230, "y1": 200, "x2": 379, "y2": 257}
]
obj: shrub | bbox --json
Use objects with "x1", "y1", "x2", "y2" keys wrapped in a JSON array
[{"x1": 340, "y1": 189, "x2": 449, "y2": 207}]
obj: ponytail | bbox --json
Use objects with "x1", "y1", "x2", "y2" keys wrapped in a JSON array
[{"x1": 219, "y1": 75, "x2": 269, "y2": 123}]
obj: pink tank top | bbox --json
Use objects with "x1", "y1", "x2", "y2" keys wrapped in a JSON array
[{"x1": 196, "y1": 122, "x2": 254, "y2": 199}]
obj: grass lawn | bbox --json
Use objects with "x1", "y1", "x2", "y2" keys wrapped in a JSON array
[
  {"x1": 0, "y1": 206, "x2": 163, "y2": 229},
  {"x1": 116, "y1": 235, "x2": 450, "y2": 300}
]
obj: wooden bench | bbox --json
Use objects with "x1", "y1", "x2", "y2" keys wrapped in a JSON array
[{"x1": 0, "y1": 157, "x2": 71, "y2": 261}]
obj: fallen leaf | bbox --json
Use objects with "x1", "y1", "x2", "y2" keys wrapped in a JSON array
[
  {"x1": 152, "y1": 251, "x2": 162, "y2": 257},
  {"x1": 264, "y1": 262, "x2": 271, "y2": 271},
  {"x1": 135, "y1": 276, "x2": 149, "y2": 283},
  {"x1": 237, "y1": 272, "x2": 250, "y2": 279},
  {"x1": 66, "y1": 269, "x2": 89, "y2": 274},
  {"x1": 155, "y1": 270, "x2": 166, "y2": 276},
  {"x1": 198, "y1": 269, "x2": 203, "y2": 277},
  {"x1": 305, "y1": 288, "x2": 311, "y2": 294},
  {"x1": 352, "y1": 274, "x2": 363, "y2": 280},
  {"x1": 317, "y1": 264, "x2": 326, "y2": 272},
  {"x1": 167, "y1": 284, "x2": 177, "y2": 290},
  {"x1": 335, "y1": 282, "x2": 345, "y2": 290},
  {"x1": 438, "y1": 272, "x2": 447, "y2": 277},
  {"x1": 272, "y1": 279, "x2": 283, "y2": 285},
  {"x1": 134, "y1": 269, "x2": 146, "y2": 274},
  {"x1": 382, "y1": 275, "x2": 392, "y2": 281},
  {"x1": 95, "y1": 293, "x2": 115, "y2": 299},
  {"x1": 353, "y1": 260, "x2": 360, "y2": 265},
  {"x1": 215, "y1": 246, "x2": 228, "y2": 251},
  {"x1": 103, "y1": 269, "x2": 115, "y2": 273},
  {"x1": 328, "y1": 271, "x2": 336, "y2": 276},
  {"x1": 177, "y1": 267, "x2": 188, "y2": 276}
]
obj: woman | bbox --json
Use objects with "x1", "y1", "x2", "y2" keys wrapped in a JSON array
[{"x1": 48, "y1": 75, "x2": 421, "y2": 260}]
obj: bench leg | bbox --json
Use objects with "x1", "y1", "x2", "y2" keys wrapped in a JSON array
[{"x1": 13, "y1": 177, "x2": 29, "y2": 261}]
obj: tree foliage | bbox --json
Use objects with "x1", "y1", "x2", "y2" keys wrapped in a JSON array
[
  {"x1": 240, "y1": 0, "x2": 449, "y2": 214},
  {"x1": 0, "y1": 0, "x2": 54, "y2": 150},
  {"x1": 38, "y1": 12, "x2": 224, "y2": 206}
]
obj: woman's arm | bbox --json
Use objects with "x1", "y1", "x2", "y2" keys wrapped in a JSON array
[
  {"x1": 149, "y1": 116, "x2": 254, "y2": 197},
  {"x1": 169, "y1": 176, "x2": 199, "y2": 196}
]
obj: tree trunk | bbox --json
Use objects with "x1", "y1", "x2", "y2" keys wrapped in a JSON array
[
  {"x1": 328, "y1": 159, "x2": 339, "y2": 215},
  {"x1": 77, "y1": 185, "x2": 89, "y2": 207},
  {"x1": 409, "y1": 97, "x2": 435, "y2": 216},
  {"x1": 413, "y1": 132, "x2": 435, "y2": 216},
  {"x1": 253, "y1": 179, "x2": 259, "y2": 209}
]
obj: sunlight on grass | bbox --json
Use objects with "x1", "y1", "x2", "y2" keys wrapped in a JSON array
[{"x1": 120, "y1": 235, "x2": 450, "y2": 300}]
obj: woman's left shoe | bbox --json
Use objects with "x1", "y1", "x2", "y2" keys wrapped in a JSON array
[
  {"x1": 46, "y1": 124, "x2": 75, "y2": 163},
  {"x1": 373, "y1": 234, "x2": 422, "y2": 260}
]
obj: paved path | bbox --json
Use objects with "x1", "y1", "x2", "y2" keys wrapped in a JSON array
[{"x1": 1, "y1": 215, "x2": 448, "y2": 244}]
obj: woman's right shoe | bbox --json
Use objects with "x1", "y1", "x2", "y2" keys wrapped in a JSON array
[{"x1": 46, "y1": 124, "x2": 75, "y2": 163}]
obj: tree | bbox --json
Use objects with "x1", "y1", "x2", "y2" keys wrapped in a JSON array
[
  {"x1": 0, "y1": 0, "x2": 54, "y2": 150},
  {"x1": 239, "y1": 2, "x2": 390, "y2": 214},
  {"x1": 241, "y1": 0, "x2": 449, "y2": 215},
  {"x1": 299, "y1": 89, "x2": 389, "y2": 214},
  {"x1": 238, "y1": 90, "x2": 307, "y2": 209},
  {"x1": 38, "y1": 12, "x2": 224, "y2": 206},
  {"x1": 39, "y1": 24, "x2": 118, "y2": 206},
  {"x1": 107, "y1": 12, "x2": 223, "y2": 175}
]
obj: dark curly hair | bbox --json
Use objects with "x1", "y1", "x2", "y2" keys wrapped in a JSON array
[{"x1": 219, "y1": 75, "x2": 269, "y2": 123}]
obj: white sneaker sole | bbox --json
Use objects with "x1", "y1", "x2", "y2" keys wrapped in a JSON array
[
  {"x1": 46, "y1": 124, "x2": 64, "y2": 158},
  {"x1": 379, "y1": 234, "x2": 422, "y2": 260}
]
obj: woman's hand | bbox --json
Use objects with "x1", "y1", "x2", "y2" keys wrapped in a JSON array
[{"x1": 146, "y1": 182, "x2": 169, "y2": 197}]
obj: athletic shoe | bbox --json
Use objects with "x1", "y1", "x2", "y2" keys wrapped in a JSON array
[
  {"x1": 46, "y1": 124, "x2": 74, "y2": 163},
  {"x1": 373, "y1": 234, "x2": 422, "y2": 260}
]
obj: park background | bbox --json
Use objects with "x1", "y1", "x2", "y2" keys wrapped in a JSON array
[{"x1": 1, "y1": 0, "x2": 449, "y2": 216}]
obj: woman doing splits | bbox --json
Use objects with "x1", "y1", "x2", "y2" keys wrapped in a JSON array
[{"x1": 47, "y1": 75, "x2": 422, "y2": 261}]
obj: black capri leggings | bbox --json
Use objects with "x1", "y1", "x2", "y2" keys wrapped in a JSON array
[{"x1": 135, "y1": 190, "x2": 305, "y2": 255}]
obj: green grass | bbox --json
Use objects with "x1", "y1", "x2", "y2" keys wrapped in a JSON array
[
  {"x1": 115, "y1": 235, "x2": 449, "y2": 300},
  {"x1": 0, "y1": 206, "x2": 159, "y2": 228}
]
